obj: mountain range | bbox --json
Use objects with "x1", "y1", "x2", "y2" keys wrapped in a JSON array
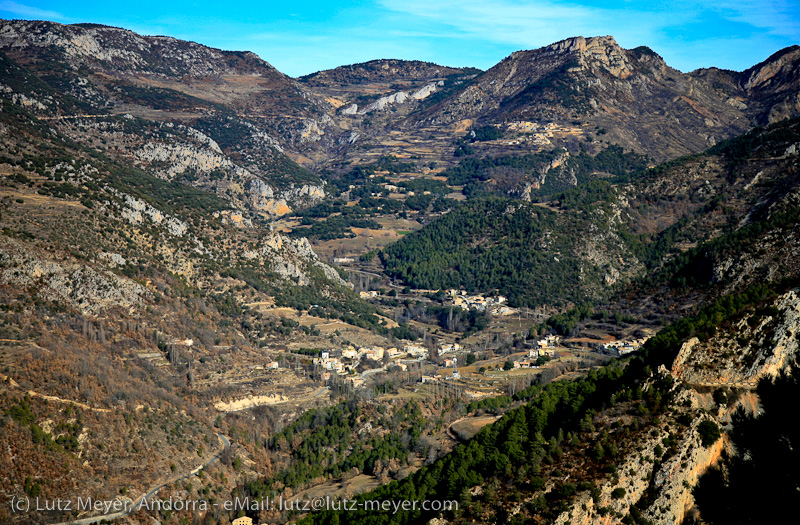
[{"x1": 2, "y1": 21, "x2": 800, "y2": 193}]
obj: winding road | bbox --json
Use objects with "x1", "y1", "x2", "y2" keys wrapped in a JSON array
[{"x1": 53, "y1": 433, "x2": 231, "y2": 525}]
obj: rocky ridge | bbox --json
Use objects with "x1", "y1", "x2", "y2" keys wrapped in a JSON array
[
  {"x1": 3, "y1": 20, "x2": 799, "y2": 182},
  {"x1": 672, "y1": 290, "x2": 800, "y2": 387},
  {"x1": 0, "y1": 20, "x2": 278, "y2": 78},
  {"x1": 412, "y1": 36, "x2": 761, "y2": 160}
]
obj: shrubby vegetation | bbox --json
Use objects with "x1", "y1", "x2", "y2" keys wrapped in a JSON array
[
  {"x1": 532, "y1": 304, "x2": 594, "y2": 336},
  {"x1": 219, "y1": 265, "x2": 386, "y2": 332},
  {"x1": 193, "y1": 116, "x2": 322, "y2": 188},
  {"x1": 113, "y1": 83, "x2": 223, "y2": 112},
  {"x1": 652, "y1": 206, "x2": 800, "y2": 290},
  {"x1": 243, "y1": 400, "x2": 428, "y2": 495},
  {"x1": 292, "y1": 156, "x2": 457, "y2": 239},
  {"x1": 410, "y1": 68, "x2": 483, "y2": 110},
  {"x1": 422, "y1": 305, "x2": 489, "y2": 335},
  {"x1": 389, "y1": 323, "x2": 417, "y2": 341},
  {"x1": 443, "y1": 144, "x2": 646, "y2": 199},
  {"x1": 443, "y1": 150, "x2": 563, "y2": 197},
  {"x1": 498, "y1": 60, "x2": 591, "y2": 112},
  {"x1": 290, "y1": 215, "x2": 382, "y2": 241},
  {"x1": 450, "y1": 125, "x2": 504, "y2": 157},
  {"x1": 637, "y1": 280, "x2": 795, "y2": 368},
  {"x1": 325, "y1": 156, "x2": 417, "y2": 196},
  {"x1": 707, "y1": 116, "x2": 800, "y2": 169},
  {"x1": 468, "y1": 125, "x2": 504, "y2": 142},
  {"x1": 397, "y1": 178, "x2": 453, "y2": 195}
]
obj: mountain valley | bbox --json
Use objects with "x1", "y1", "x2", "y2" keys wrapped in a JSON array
[{"x1": 0, "y1": 18, "x2": 799, "y2": 525}]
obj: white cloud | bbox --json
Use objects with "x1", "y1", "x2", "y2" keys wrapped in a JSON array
[
  {"x1": 710, "y1": 0, "x2": 800, "y2": 37},
  {"x1": 377, "y1": 0, "x2": 665, "y2": 49},
  {"x1": 0, "y1": 1, "x2": 69, "y2": 21}
]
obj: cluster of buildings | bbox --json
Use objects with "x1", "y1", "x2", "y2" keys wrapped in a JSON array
[
  {"x1": 513, "y1": 345, "x2": 558, "y2": 368},
  {"x1": 506, "y1": 121, "x2": 583, "y2": 136},
  {"x1": 506, "y1": 121, "x2": 581, "y2": 134},
  {"x1": 536, "y1": 334, "x2": 560, "y2": 349},
  {"x1": 446, "y1": 290, "x2": 518, "y2": 315},
  {"x1": 310, "y1": 340, "x2": 471, "y2": 385},
  {"x1": 403, "y1": 344, "x2": 429, "y2": 358},
  {"x1": 314, "y1": 351, "x2": 347, "y2": 373},
  {"x1": 439, "y1": 342, "x2": 462, "y2": 355},
  {"x1": 358, "y1": 287, "x2": 523, "y2": 316},
  {"x1": 599, "y1": 337, "x2": 650, "y2": 356},
  {"x1": 501, "y1": 121, "x2": 585, "y2": 147},
  {"x1": 313, "y1": 345, "x2": 413, "y2": 375},
  {"x1": 506, "y1": 336, "x2": 561, "y2": 369}
]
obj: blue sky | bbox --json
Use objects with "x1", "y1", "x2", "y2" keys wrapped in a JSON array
[{"x1": 1, "y1": 0, "x2": 798, "y2": 76}]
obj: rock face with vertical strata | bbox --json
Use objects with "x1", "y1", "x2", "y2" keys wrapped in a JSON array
[
  {"x1": 254, "y1": 232, "x2": 351, "y2": 288},
  {"x1": 671, "y1": 290, "x2": 800, "y2": 387},
  {"x1": 553, "y1": 404, "x2": 725, "y2": 525}
]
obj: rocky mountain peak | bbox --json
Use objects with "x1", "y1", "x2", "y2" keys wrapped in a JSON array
[
  {"x1": 742, "y1": 45, "x2": 800, "y2": 92},
  {"x1": 545, "y1": 35, "x2": 619, "y2": 55},
  {"x1": 582, "y1": 39, "x2": 632, "y2": 78},
  {"x1": 538, "y1": 35, "x2": 633, "y2": 77},
  {"x1": 501, "y1": 35, "x2": 646, "y2": 83}
]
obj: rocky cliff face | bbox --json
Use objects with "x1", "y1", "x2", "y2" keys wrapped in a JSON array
[
  {"x1": 672, "y1": 290, "x2": 800, "y2": 387},
  {"x1": 554, "y1": 410, "x2": 724, "y2": 525},
  {"x1": 639, "y1": 417, "x2": 724, "y2": 525},
  {"x1": 347, "y1": 81, "x2": 443, "y2": 115},
  {"x1": 244, "y1": 231, "x2": 351, "y2": 288},
  {"x1": 0, "y1": 237, "x2": 150, "y2": 316},
  {"x1": 740, "y1": 46, "x2": 800, "y2": 124}
]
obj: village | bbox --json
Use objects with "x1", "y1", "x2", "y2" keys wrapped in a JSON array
[
  {"x1": 359, "y1": 288, "x2": 519, "y2": 316},
  {"x1": 597, "y1": 337, "x2": 651, "y2": 356},
  {"x1": 189, "y1": 269, "x2": 656, "y2": 415}
]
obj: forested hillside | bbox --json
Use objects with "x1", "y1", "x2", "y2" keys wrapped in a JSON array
[
  {"x1": 383, "y1": 117, "x2": 800, "y2": 308},
  {"x1": 382, "y1": 190, "x2": 637, "y2": 307}
]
